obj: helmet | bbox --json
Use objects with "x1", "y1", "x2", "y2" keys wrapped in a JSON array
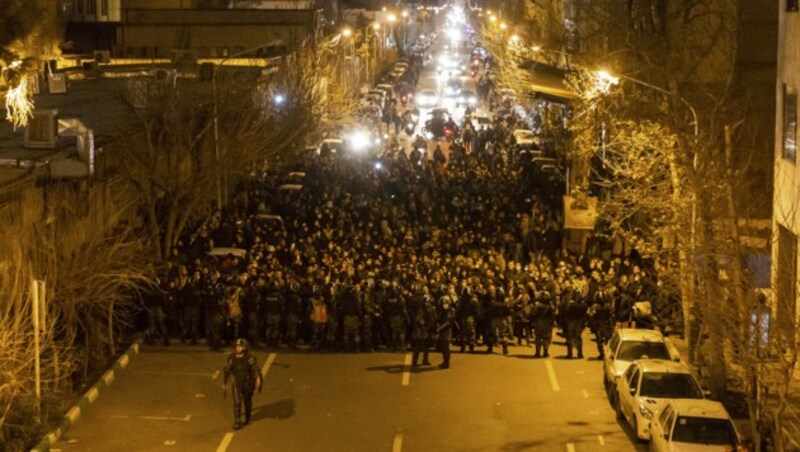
[{"x1": 235, "y1": 338, "x2": 249, "y2": 349}]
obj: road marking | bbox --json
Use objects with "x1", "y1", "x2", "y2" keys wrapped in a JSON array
[
  {"x1": 392, "y1": 433, "x2": 404, "y2": 452},
  {"x1": 110, "y1": 414, "x2": 191, "y2": 422},
  {"x1": 401, "y1": 353, "x2": 412, "y2": 386},
  {"x1": 262, "y1": 353, "x2": 277, "y2": 379},
  {"x1": 582, "y1": 390, "x2": 589, "y2": 399},
  {"x1": 216, "y1": 432, "x2": 234, "y2": 452},
  {"x1": 545, "y1": 359, "x2": 561, "y2": 392},
  {"x1": 212, "y1": 370, "x2": 220, "y2": 380},
  {"x1": 566, "y1": 443, "x2": 576, "y2": 452},
  {"x1": 598, "y1": 435, "x2": 605, "y2": 445},
  {"x1": 133, "y1": 370, "x2": 217, "y2": 378}
]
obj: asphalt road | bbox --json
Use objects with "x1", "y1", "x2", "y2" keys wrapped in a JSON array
[{"x1": 54, "y1": 332, "x2": 646, "y2": 452}]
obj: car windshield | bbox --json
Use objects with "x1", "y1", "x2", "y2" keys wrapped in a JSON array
[
  {"x1": 671, "y1": 416, "x2": 736, "y2": 445},
  {"x1": 639, "y1": 373, "x2": 703, "y2": 399},
  {"x1": 516, "y1": 131, "x2": 534, "y2": 139},
  {"x1": 616, "y1": 341, "x2": 670, "y2": 361}
]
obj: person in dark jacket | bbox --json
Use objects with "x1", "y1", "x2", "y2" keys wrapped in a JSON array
[
  {"x1": 564, "y1": 290, "x2": 588, "y2": 359},
  {"x1": 223, "y1": 338, "x2": 262, "y2": 430}
]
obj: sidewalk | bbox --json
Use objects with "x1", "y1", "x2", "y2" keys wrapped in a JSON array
[{"x1": 667, "y1": 334, "x2": 800, "y2": 448}]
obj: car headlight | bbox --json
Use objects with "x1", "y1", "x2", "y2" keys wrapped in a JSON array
[{"x1": 638, "y1": 404, "x2": 653, "y2": 420}]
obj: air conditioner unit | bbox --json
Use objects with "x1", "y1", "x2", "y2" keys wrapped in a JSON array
[
  {"x1": 47, "y1": 73, "x2": 68, "y2": 94},
  {"x1": 25, "y1": 109, "x2": 59, "y2": 149},
  {"x1": 94, "y1": 50, "x2": 111, "y2": 63}
]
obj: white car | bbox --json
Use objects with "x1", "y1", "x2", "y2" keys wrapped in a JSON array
[
  {"x1": 457, "y1": 89, "x2": 477, "y2": 107},
  {"x1": 512, "y1": 129, "x2": 539, "y2": 148},
  {"x1": 649, "y1": 399, "x2": 742, "y2": 451},
  {"x1": 615, "y1": 359, "x2": 705, "y2": 441},
  {"x1": 416, "y1": 89, "x2": 439, "y2": 107},
  {"x1": 603, "y1": 329, "x2": 676, "y2": 394}
]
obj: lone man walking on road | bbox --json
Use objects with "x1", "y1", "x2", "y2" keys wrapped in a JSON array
[{"x1": 223, "y1": 338, "x2": 262, "y2": 430}]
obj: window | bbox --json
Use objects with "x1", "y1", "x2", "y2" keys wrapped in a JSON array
[
  {"x1": 628, "y1": 368, "x2": 641, "y2": 390},
  {"x1": 639, "y1": 373, "x2": 703, "y2": 399},
  {"x1": 784, "y1": 85, "x2": 797, "y2": 162},
  {"x1": 789, "y1": 0, "x2": 799, "y2": 12},
  {"x1": 616, "y1": 340, "x2": 670, "y2": 361},
  {"x1": 672, "y1": 417, "x2": 737, "y2": 446},
  {"x1": 87, "y1": 0, "x2": 96, "y2": 14},
  {"x1": 77, "y1": 0, "x2": 84, "y2": 14},
  {"x1": 101, "y1": 0, "x2": 108, "y2": 16}
]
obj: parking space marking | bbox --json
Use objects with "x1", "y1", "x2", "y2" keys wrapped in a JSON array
[
  {"x1": 392, "y1": 432, "x2": 404, "y2": 452},
  {"x1": 545, "y1": 359, "x2": 561, "y2": 392},
  {"x1": 262, "y1": 353, "x2": 277, "y2": 379},
  {"x1": 598, "y1": 435, "x2": 605, "y2": 445},
  {"x1": 401, "y1": 353, "x2": 412, "y2": 386},
  {"x1": 566, "y1": 443, "x2": 576, "y2": 452},
  {"x1": 216, "y1": 432, "x2": 234, "y2": 452}
]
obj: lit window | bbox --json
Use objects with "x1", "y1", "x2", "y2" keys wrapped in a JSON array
[{"x1": 784, "y1": 85, "x2": 797, "y2": 162}]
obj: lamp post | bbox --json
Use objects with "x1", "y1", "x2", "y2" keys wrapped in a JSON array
[{"x1": 213, "y1": 40, "x2": 282, "y2": 209}]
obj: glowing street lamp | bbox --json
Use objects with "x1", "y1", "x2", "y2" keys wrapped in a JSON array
[
  {"x1": 342, "y1": 27, "x2": 352, "y2": 37},
  {"x1": 489, "y1": 15, "x2": 497, "y2": 22},
  {"x1": 401, "y1": 10, "x2": 409, "y2": 18},
  {"x1": 499, "y1": 22, "x2": 508, "y2": 30},
  {"x1": 388, "y1": 13, "x2": 397, "y2": 23},
  {"x1": 510, "y1": 34, "x2": 521, "y2": 44}
]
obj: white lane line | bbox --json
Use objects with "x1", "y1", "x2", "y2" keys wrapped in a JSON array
[
  {"x1": 392, "y1": 432, "x2": 404, "y2": 452},
  {"x1": 133, "y1": 370, "x2": 217, "y2": 378},
  {"x1": 109, "y1": 414, "x2": 191, "y2": 422},
  {"x1": 545, "y1": 359, "x2": 561, "y2": 392},
  {"x1": 598, "y1": 435, "x2": 605, "y2": 445},
  {"x1": 262, "y1": 353, "x2": 277, "y2": 379},
  {"x1": 401, "y1": 353, "x2": 412, "y2": 386},
  {"x1": 566, "y1": 443, "x2": 576, "y2": 452},
  {"x1": 216, "y1": 432, "x2": 234, "y2": 452},
  {"x1": 582, "y1": 390, "x2": 589, "y2": 399}
]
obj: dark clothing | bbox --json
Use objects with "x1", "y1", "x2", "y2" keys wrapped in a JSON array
[{"x1": 223, "y1": 351, "x2": 261, "y2": 427}]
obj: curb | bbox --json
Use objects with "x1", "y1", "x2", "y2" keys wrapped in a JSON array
[{"x1": 31, "y1": 339, "x2": 143, "y2": 452}]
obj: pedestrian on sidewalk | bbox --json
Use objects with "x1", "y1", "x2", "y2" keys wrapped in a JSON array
[{"x1": 223, "y1": 338, "x2": 262, "y2": 430}]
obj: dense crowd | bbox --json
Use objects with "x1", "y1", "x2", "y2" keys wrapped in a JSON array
[{"x1": 142, "y1": 53, "x2": 665, "y2": 364}]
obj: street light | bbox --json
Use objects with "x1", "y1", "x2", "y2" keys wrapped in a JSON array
[
  {"x1": 342, "y1": 27, "x2": 352, "y2": 37},
  {"x1": 499, "y1": 22, "x2": 508, "y2": 30},
  {"x1": 510, "y1": 34, "x2": 521, "y2": 44}
]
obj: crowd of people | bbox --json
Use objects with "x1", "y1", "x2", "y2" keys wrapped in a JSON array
[{"x1": 142, "y1": 45, "x2": 665, "y2": 367}]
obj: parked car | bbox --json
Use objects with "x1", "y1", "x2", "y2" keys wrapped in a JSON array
[
  {"x1": 649, "y1": 399, "x2": 742, "y2": 451},
  {"x1": 615, "y1": 359, "x2": 705, "y2": 441},
  {"x1": 603, "y1": 329, "x2": 677, "y2": 393}
]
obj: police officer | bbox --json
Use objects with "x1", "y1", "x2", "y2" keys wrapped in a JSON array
[
  {"x1": 204, "y1": 270, "x2": 226, "y2": 351},
  {"x1": 436, "y1": 297, "x2": 457, "y2": 369},
  {"x1": 384, "y1": 282, "x2": 407, "y2": 352},
  {"x1": 531, "y1": 292, "x2": 556, "y2": 358},
  {"x1": 589, "y1": 300, "x2": 614, "y2": 359},
  {"x1": 262, "y1": 278, "x2": 284, "y2": 347},
  {"x1": 564, "y1": 289, "x2": 588, "y2": 359},
  {"x1": 182, "y1": 270, "x2": 203, "y2": 345},
  {"x1": 340, "y1": 284, "x2": 361, "y2": 352},
  {"x1": 223, "y1": 338, "x2": 262, "y2": 430},
  {"x1": 283, "y1": 279, "x2": 303, "y2": 348},
  {"x1": 457, "y1": 292, "x2": 480, "y2": 353},
  {"x1": 408, "y1": 286, "x2": 432, "y2": 366}
]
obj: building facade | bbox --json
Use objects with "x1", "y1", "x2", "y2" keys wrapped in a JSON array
[
  {"x1": 773, "y1": 0, "x2": 800, "y2": 332},
  {"x1": 65, "y1": 0, "x2": 321, "y2": 57}
]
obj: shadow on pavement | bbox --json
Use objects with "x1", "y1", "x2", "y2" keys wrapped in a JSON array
[{"x1": 252, "y1": 398, "x2": 296, "y2": 421}]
